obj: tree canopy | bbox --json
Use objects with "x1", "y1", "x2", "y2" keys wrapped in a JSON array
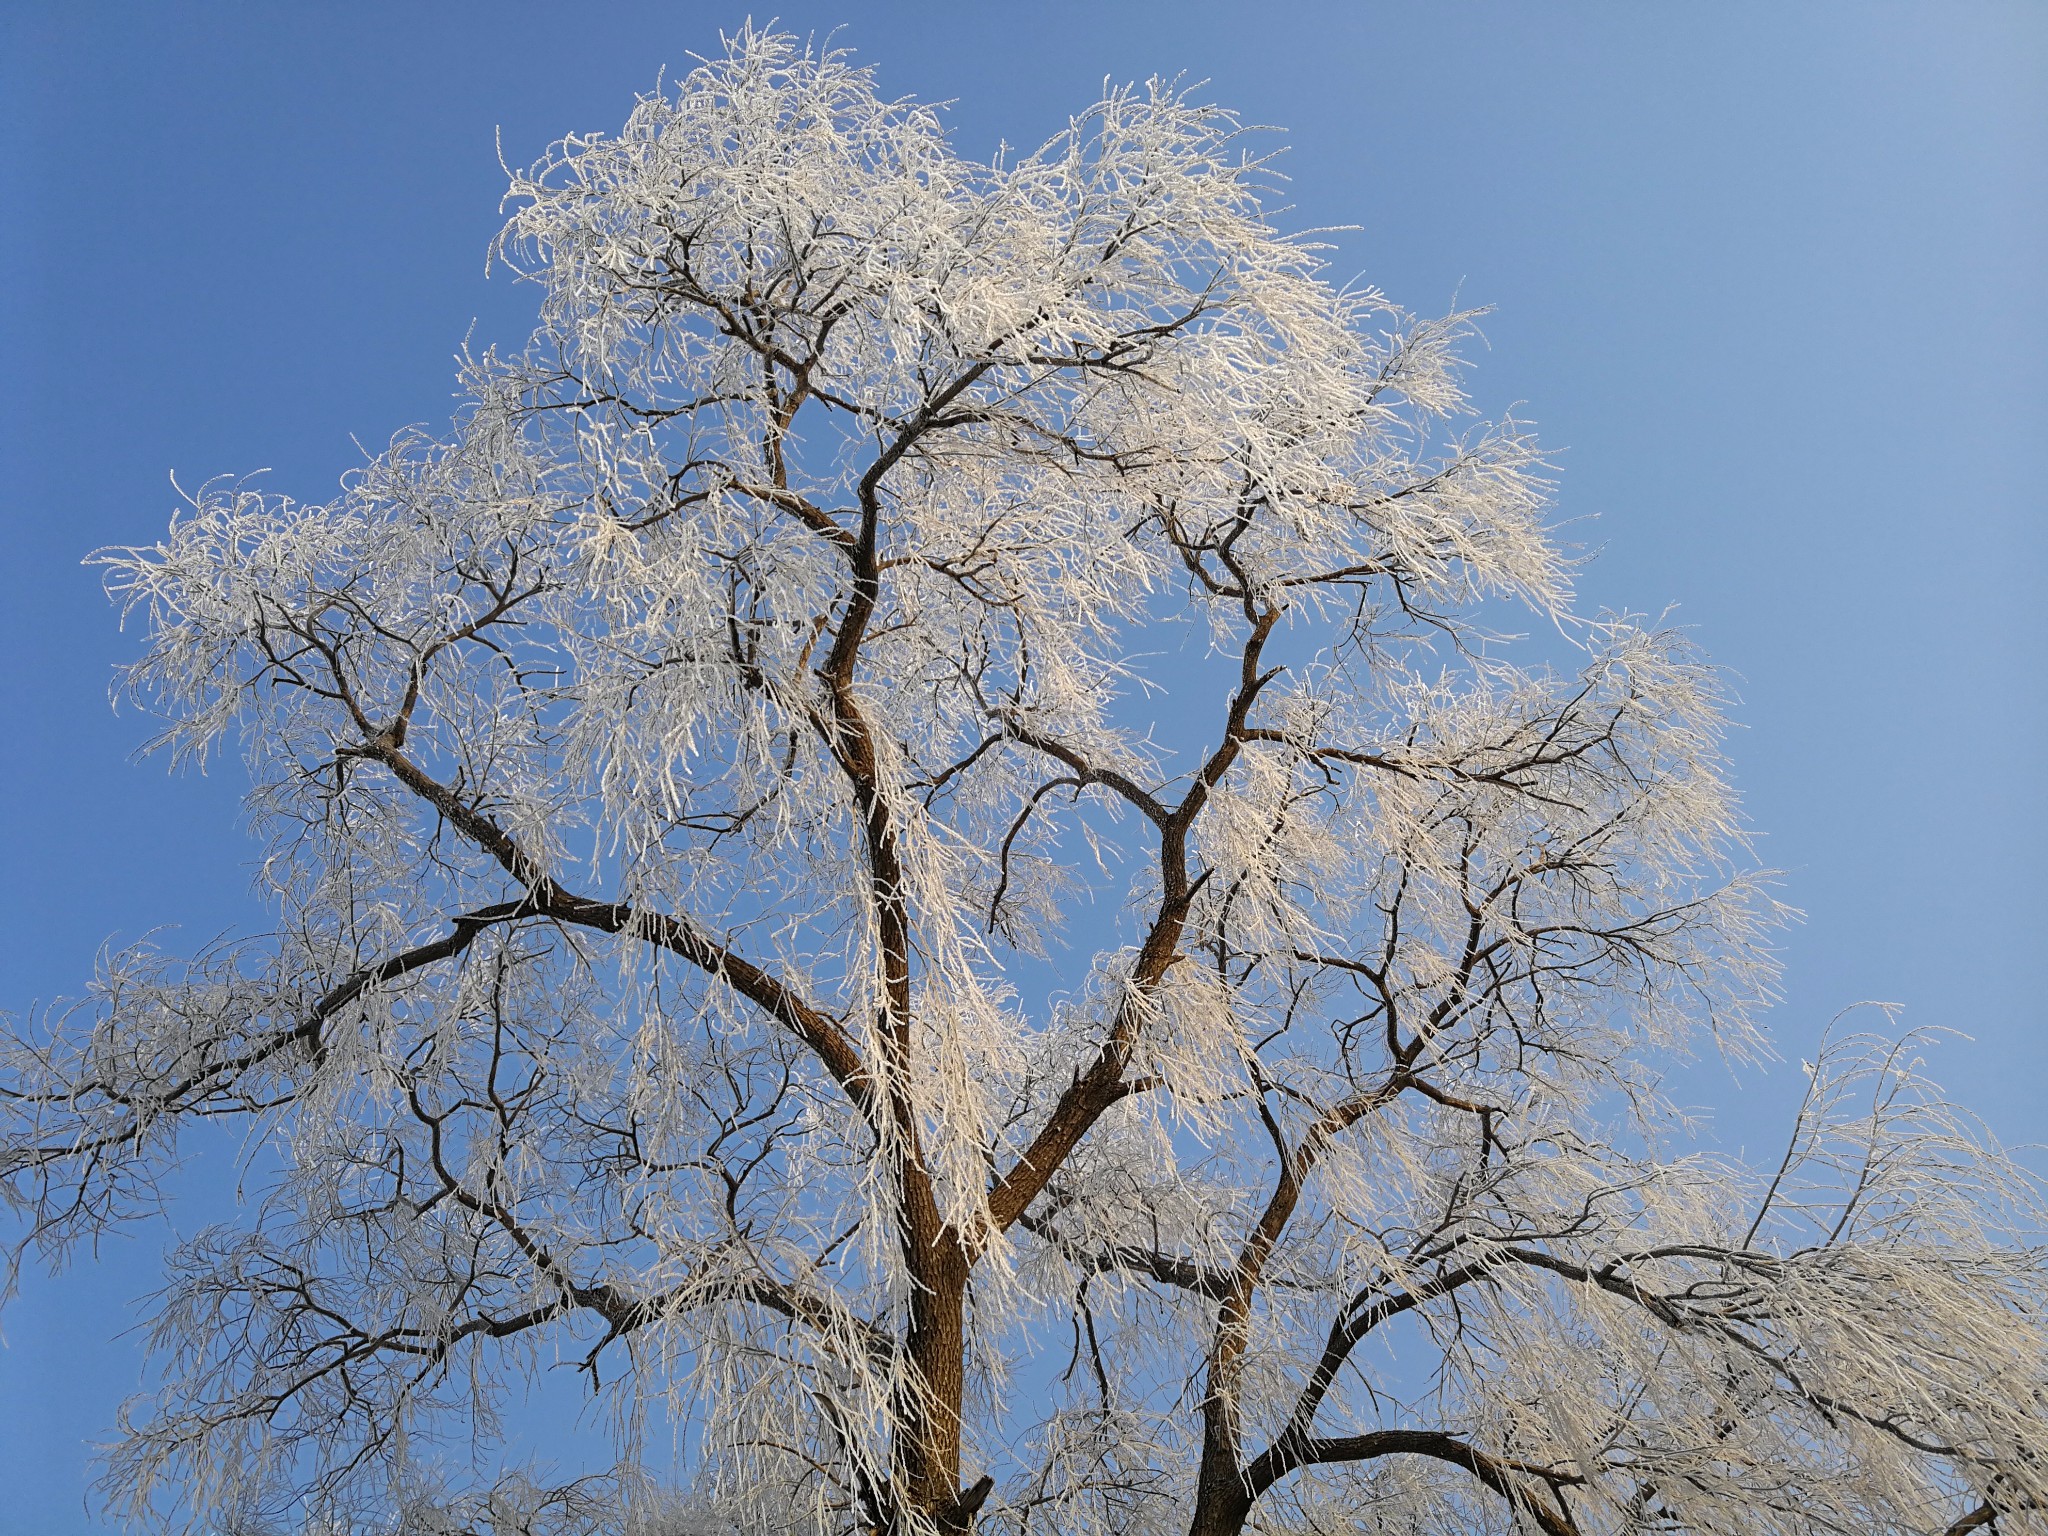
[{"x1": 5, "y1": 29, "x2": 2043, "y2": 1536}]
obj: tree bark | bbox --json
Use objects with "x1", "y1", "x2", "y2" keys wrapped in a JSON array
[
  {"x1": 1185, "y1": 1476, "x2": 1252, "y2": 1536},
  {"x1": 897, "y1": 1219, "x2": 972, "y2": 1530}
]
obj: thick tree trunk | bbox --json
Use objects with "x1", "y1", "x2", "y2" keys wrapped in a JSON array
[
  {"x1": 1185, "y1": 1477, "x2": 1252, "y2": 1536},
  {"x1": 1182, "y1": 1336, "x2": 1255, "y2": 1536},
  {"x1": 898, "y1": 1233, "x2": 969, "y2": 1528},
  {"x1": 886, "y1": 1158, "x2": 983, "y2": 1535}
]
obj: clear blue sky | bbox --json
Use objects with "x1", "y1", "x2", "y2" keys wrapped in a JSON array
[{"x1": 2, "y1": 4, "x2": 2042, "y2": 1530}]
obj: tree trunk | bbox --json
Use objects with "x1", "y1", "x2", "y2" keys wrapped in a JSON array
[
  {"x1": 1185, "y1": 1474, "x2": 1252, "y2": 1536},
  {"x1": 897, "y1": 1215, "x2": 974, "y2": 1532}
]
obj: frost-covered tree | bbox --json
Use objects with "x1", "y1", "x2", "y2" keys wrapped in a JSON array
[{"x1": 5, "y1": 30, "x2": 2044, "y2": 1536}]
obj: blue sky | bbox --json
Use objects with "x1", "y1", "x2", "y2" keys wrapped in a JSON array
[{"x1": 2, "y1": 4, "x2": 2042, "y2": 1530}]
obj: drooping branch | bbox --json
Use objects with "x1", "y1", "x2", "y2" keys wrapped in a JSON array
[
  {"x1": 1262, "y1": 1428, "x2": 1583, "y2": 1536},
  {"x1": 352, "y1": 739, "x2": 876, "y2": 1119},
  {"x1": 1241, "y1": 1257, "x2": 1510, "y2": 1497},
  {"x1": 2, "y1": 899, "x2": 531, "y2": 1188}
]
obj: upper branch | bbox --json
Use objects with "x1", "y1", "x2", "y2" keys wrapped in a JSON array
[{"x1": 984, "y1": 603, "x2": 1285, "y2": 1238}]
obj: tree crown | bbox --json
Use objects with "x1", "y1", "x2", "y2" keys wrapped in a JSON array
[{"x1": 5, "y1": 28, "x2": 2043, "y2": 1536}]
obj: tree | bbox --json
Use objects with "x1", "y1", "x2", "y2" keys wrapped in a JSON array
[{"x1": 4, "y1": 28, "x2": 2044, "y2": 1536}]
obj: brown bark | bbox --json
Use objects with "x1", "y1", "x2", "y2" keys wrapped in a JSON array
[
  {"x1": 896, "y1": 1216, "x2": 971, "y2": 1528},
  {"x1": 1185, "y1": 1472, "x2": 1253, "y2": 1536}
]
